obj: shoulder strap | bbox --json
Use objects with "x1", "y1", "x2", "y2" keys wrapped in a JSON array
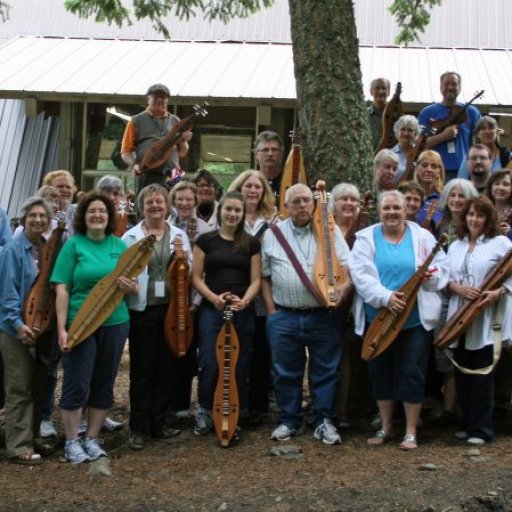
[{"x1": 269, "y1": 224, "x2": 324, "y2": 306}]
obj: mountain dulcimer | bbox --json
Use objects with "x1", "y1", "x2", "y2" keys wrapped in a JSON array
[
  {"x1": 361, "y1": 234, "x2": 447, "y2": 361},
  {"x1": 140, "y1": 103, "x2": 208, "y2": 172},
  {"x1": 213, "y1": 305, "x2": 240, "y2": 447},
  {"x1": 23, "y1": 212, "x2": 67, "y2": 340},
  {"x1": 278, "y1": 130, "x2": 308, "y2": 218},
  {"x1": 164, "y1": 236, "x2": 193, "y2": 358},
  {"x1": 435, "y1": 248, "x2": 512, "y2": 351},
  {"x1": 66, "y1": 235, "x2": 156, "y2": 350},
  {"x1": 311, "y1": 180, "x2": 346, "y2": 308},
  {"x1": 375, "y1": 82, "x2": 403, "y2": 154}
]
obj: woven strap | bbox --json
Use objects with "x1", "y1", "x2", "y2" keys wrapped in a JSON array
[{"x1": 269, "y1": 224, "x2": 324, "y2": 306}]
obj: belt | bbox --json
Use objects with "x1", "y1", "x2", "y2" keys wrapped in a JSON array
[{"x1": 275, "y1": 304, "x2": 326, "y2": 313}]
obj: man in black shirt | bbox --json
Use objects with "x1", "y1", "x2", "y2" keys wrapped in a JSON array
[{"x1": 254, "y1": 131, "x2": 284, "y2": 196}]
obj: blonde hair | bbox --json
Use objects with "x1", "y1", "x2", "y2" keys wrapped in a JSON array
[
  {"x1": 228, "y1": 169, "x2": 276, "y2": 220},
  {"x1": 43, "y1": 169, "x2": 75, "y2": 187},
  {"x1": 414, "y1": 150, "x2": 445, "y2": 194}
]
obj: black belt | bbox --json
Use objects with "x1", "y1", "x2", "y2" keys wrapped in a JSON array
[{"x1": 275, "y1": 304, "x2": 327, "y2": 313}]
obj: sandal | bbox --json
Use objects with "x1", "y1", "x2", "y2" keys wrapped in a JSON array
[
  {"x1": 399, "y1": 433, "x2": 417, "y2": 450},
  {"x1": 11, "y1": 452, "x2": 43, "y2": 465},
  {"x1": 367, "y1": 429, "x2": 394, "y2": 447}
]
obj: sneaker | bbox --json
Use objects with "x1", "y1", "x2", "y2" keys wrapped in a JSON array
[
  {"x1": 81, "y1": 437, "x2": 107, "y2": 461},
  {"x1": 194, "y1": 407, "x2": 213, "y2": 436},
  {"x1": 467, "y1": 437, "x2": 486, "y2": 446},
  {"x1": 313, "y1": 419, "x2": 342, "y2": 445},
  {"x1": 128, "y1": 432, "x2": 145, "y2": 451},
  {"x1": 454, "y1": 430, "x2": 468, "y2": 440},
  {"x1": 270, "y1": 424, "x2": 295, "y2": 442},
  {"x1": 40, "y1": 419, "x2": 57, "y2": 438},
  {"x1": 102, "y1": 417, "x2": 123, "y2": 432},
  {"x1": 64, "y1": 439, "x2": 90, "y2": 464}
]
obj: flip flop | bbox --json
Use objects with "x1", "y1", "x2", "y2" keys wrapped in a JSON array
[
  {"x1": 11, "y1": 452, "x2": 43, "y2": 465},
  {"x1": 367, "y1": 429, "x2": 394, "y2": 447},
  {"x1": 399, "y1": 433, "x2": 417, "y2": 450}
]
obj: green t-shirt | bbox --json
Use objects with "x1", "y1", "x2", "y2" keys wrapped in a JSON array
[{"x1": 51, "y1": 234, "x2": 130, "y2": 327}]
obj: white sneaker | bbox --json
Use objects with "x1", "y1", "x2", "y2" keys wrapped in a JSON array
[
  {"x1": 40, "y1": 419, "x2": 57, "y2": 438},
  {"x1": 270, "y1": 424, "x2": 295, "y2": 441},
  {"x1": 102, "y1": 417, "x2": 123, "y2": 432},
  {"x1": 313, "y1": 419, "x2": 341, "y2": 445},
  {"x1": 467, "y1": 437, "x2": 486, "y2": 446}
]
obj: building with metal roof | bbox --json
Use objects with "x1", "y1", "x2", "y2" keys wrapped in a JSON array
[{"x1": 0, "y1": 0, "x2": 511, "y2": 216}]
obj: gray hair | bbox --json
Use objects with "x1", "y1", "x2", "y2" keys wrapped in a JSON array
[
  {"x1": 137, "y1": 184, "x2": 172, "y2": 218},
  {"x1": 393, "y1": 115, "x2": 420, "y2": 137},
  {"x1": 373, "y1": 149, "x2": 399, "y2": 174},
  {"x1": 378, "y1": 190, "x2": 406, "y2": 210},
  {"x1": 97, "y1": 174, "x2": 124, "y2": 193},
  {"x1": 284, "y1": 183, "x2": 312, "y2": 204},
  {"x1": 331, "y1": 183, "x2": 360, "y2": 201},
  {"x1": 19, "y1": 196, "x2": 53, "y2": 227},
  {"x1": 438, "y1": 178, "x2": 479, "y2": 212},
  {"x1": 253, "y1": 131, "x2": 283, "y2": 154}
]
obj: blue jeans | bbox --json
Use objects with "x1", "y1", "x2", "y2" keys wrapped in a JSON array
[
  {"x1": 196, "y1": 305, "x2": 254, "y2": 411},
  {"x1": 266, "y1": 308, "x2": 341, "y2": 430},
  {"x1": 368, "y1": 324, "x2": 431, "y2": 404}
]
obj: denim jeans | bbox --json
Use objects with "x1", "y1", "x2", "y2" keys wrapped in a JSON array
[
  {"x1": 196, "y1": 304, "x2": 255, "y2": 411},
  {"x1": 266, "y1": 308, "x2": 341, "y2": 430}
]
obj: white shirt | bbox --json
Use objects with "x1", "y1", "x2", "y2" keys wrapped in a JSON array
[{"x1": 446, "y1": 234, "x2": 512, "y2": 350}]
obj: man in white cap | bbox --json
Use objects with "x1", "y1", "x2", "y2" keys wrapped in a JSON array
[{"x1": 121, "y1": 83, "x2": 193, "y2": 195}]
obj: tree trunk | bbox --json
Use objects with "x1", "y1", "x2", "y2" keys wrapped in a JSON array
[{"x1": 288, "y1": 0, "x2": 374, "y2": 192}]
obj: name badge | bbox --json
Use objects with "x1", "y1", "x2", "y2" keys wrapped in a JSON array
[
  {"x1": 447, "y1": 141, "x2": 456, "y2": 154},
  {"x1": 154, "y1": 281, "x2": 165, "y2": 298}
]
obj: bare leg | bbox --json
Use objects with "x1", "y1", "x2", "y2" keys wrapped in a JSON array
[
  {"x1": 62, "y1": 409, "x2": 82, "y2": 441},
  {"x1": 85, "y1": 407, "x2": 108, "y2": 439},
  {"x1": 401, "y1": 402, "x2": 421, "y2": 449}
]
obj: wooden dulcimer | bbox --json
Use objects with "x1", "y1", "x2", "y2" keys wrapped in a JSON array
[
  {"x1": 140, "y1": 103, "x2": 208, "y2": 172},
  {"x1": 361, "y1": 234, "x2": 447, "y2": 361},
  {"x1": 375, "y1": 82, "x2": 403, "y2": 155},
  {"x1": 399, "y1": 124, "x2": 435, "y2": 184},
  {"x1": 66, "y1": 235, "x2": 156, "y2": 350},
  {"x1": 23, "y1": 212, "x2": 66, "y2": 340},
  {"x1": 278, "y1": 130, "x2": 308, "y2": 218},
  {"x1": 312, "y1": 180, "x2": 345, "y2": 308},
  {"x1": 213, "y1": 304, "x2": 240, "y2": 448},
  {"x1": 435, "y1": 248, "x2": 512, "y2": 351},
  {"x1": 164, "y1": 236, "x2": 193, "y2": 358}
]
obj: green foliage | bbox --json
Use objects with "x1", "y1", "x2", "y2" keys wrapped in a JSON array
[
  {"x1": 64, "y1": 0, "x2": 274, "y2": 38},
  {"x1": 389, "y1": 0, "x2": 442, "y2": 46}
]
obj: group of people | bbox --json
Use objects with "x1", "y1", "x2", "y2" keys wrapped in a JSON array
[{"x1": 1, "y1": 74, "x2": 512, "y2": 466}]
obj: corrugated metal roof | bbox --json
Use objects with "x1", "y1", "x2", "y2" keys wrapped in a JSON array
[
  {"x1": 2, "y1": 0, "x2": 512, "y2": 49},
  {"x1": 0, "y1": 99, "x2": 59, "y2": 217},
  {"x1": 0, "y1": 37, "x2": 510, "y2": 106}
]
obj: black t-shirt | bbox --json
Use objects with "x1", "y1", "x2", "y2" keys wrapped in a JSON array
[{"x1": 196, "y1": 233, "x2": 260, "y2": 303}]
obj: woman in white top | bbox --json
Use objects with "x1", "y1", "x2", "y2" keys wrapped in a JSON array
[{"x1": 446, "y1": 196, "x2": 512, "y2": 445}]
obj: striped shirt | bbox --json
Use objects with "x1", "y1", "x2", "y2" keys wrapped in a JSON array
[{"x1": 261, "y1": 218, "x2": 350, "y2": 308}]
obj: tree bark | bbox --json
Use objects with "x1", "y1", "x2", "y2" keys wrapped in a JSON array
[{"x1": 288, "y1": 0, "x2": 374, "y2": 192}]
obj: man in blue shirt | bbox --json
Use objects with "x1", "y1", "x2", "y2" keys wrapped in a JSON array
[{"x1": 418, "y1": 72, "x2": 481, "y2": 182}]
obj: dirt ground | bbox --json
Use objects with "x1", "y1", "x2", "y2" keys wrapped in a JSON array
[{"x1": 2, "y1": 349, "x2": 512, "y2": 512}]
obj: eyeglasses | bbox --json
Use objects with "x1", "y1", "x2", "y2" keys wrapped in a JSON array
[
  {"x1": 469, "y1": 155, "x2": 489, "y2": 161},
  {"x1": 196, "y1": 183, "x2": 215, "y2": 189},
  {"x1": 289, "y1": 197, "x2": 312, "y2": 206}
]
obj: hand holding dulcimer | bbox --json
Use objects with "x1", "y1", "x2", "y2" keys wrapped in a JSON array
[
  {"x1": 361, "y1": 234, "x2": 447, "y2": 361},
  {"x1": 212, "y1": 303, "x2": 240, "y2": 448},
  {"x1": 164, "y1": 236, "x2": 193, "y2": 358},
  {"x1": 140, "y1": 103, "x2": 208, "y2": 172},
  {"x1": 435, "y1": 248, "x2": 512, "y2": 351},
  {"x1": 23, "y1": 212, "x2": 67, "y2": 340},
  {"x1": 66, "y1": 235, "x2": 156, "y2": 350},
  {"x1": 375, "y1": 82, "x2": 403, "y2": 155}
]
